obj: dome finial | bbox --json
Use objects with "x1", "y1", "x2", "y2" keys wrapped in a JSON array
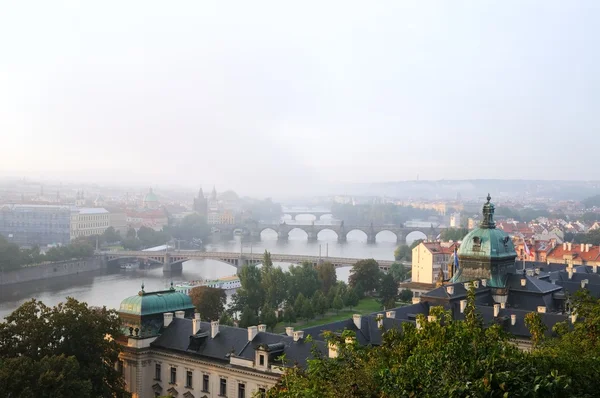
[
  {"x1": 486, "y1": 193, "x2": 491, "y2": 203},
  {"x1": 170, "y1": 281, "x2": 174, "y2": 290}
]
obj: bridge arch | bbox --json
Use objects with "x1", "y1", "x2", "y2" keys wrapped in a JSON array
[
  {"x1": 316, "y1": 228, "x2": 339, "y2": 240},
  {"x1": 345, "y1": 229, "x2": 368, "y2": 242},
  {"x1": 405, "y1": 230, "x2": 427, "y2": 245},
  {"x1": 375, "y1": 230, "x2": 399, "y2": 243},
  {"x1": 259, "y1": 227, "x2": 279, "y2": 239},
  {"x1": 287, "y1": 227, "x2": 309, "y2": 240}
]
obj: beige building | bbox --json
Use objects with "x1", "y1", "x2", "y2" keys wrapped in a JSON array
[
  {"x1": 412, "y1": 241, "x2": 458, "y2": 284},
  {"x1": 220, "y1": 210, "x2": 235, "y2": 225},
  {"x1": 118, "y1": 287, "x2": 323, "y2": 398},
  {"x1": 70, "y1": 208, "x2": 110, "y2": 239}
]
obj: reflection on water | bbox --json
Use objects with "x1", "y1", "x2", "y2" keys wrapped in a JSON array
[{"x1": 0, "y1": 223, "x2": 402, "y2": 319}]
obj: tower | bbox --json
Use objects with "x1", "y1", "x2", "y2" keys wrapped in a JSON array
[
  {"x1": 76, "y1": 191, "x2": 86, "y2": 207},
  {"x1": 193, "y1": 187, "x2": 208, "y2": 218}
]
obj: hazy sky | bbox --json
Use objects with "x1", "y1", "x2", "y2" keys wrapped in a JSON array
[{"x1": 1, "y1": 1, "x2": 598, "y2": 196}]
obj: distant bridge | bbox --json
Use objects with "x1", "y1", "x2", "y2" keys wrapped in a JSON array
[
  {"x1": 281, "y1": 207, "x2": 332, "y2": 221},
  {"x1": 103, "y1": 250, "x2": 395, "y2": 272},
  {"x1": 216, "y1": 222, "x2": 442, "y2": 244}
]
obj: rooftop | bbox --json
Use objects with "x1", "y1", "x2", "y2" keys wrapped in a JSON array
[{"x1": 119, "y1": 285, "x2": 194, "y2": 316}]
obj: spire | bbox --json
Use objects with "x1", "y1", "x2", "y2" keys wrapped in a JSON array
[
  {"x1": 198, "y1": 187, "x2": 204, "y2": 198},
  {"x1": 480, "y1": 193, "x2": 496, "y2": 229},
  {"x1": 211, "y1": 185, "x2": 217, "y2": 200}
]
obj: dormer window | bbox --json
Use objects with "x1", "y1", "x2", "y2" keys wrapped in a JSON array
[
  {"x1": 259, "y1": 354, "x2": 265, "y2": 366},
  {"x1": 473, "y1": 236, "x2": 481, "y2": 251}
]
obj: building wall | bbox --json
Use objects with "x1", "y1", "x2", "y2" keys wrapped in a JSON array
[
  {"x1": 0, "y1": 256, "x2": 105, "y2": 286},
  {"x1": 207, "y1": 212, "x2": 220, "y2": 225},
  {"x1": 412, "y1": 244, "x2": 434, "y2": 284},
  {"x1": 120, "y1": 347, "x2": 278, "y2": 398},
  {"x1": 0, "y1": 205, "x2": 71, "y2": 246},
  {"x1": 109, "y1": 212, "x2": 128, "y2": 235},
  {"x1": 220, "y1": 210, "x2": 235, "y2": 225},
  {"x1": 70, "y1": 211, "x2": 110, "y2": 239}
]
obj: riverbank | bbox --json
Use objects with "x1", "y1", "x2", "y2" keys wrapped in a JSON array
[{"x1": 0, "y1": 256, "x2": 106, "y2": 286}]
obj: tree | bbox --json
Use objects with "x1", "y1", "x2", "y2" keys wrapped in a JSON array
[
  {"x1": 121, "y1": 237, "x2": 142, "y2": 250},
  {"x1": 301, "y1": 299, "x2": 314, "y2": 321},
  {"x1": 232, "y1": 264, "x2": 263, "y2": 315},
  {"x1": 260, "y1": 304, "x2": 278, "y2": 332},
  {"x1": 348, "y1": 259, "x2": 381, "y2": 296},
  {"x1": 294, "y1": 293, "x2": 307, "y2": 319},
  {"x1": 378, "y1": 273, "x2": 397, "y2": 307},
  {"x1": 219, "y1": 311, "x2": 234, "y2": 326},
  {"x1": 312, "y1": 291, "x2": 327, "y2": 317},
  {"x1": 287, "y1": 263, "x2": 319, "y2": 301},
  {"x1": 126, "y1": 227, "x2": 136, "y2": 238},
  {"x1": 399, "y1": 288, "x2": 413, "y2": 302},
  {"x1": 410, "y1": 239, "x2": 424, "y2": 250},
  {"x1": 282, "y1": 301, "x2": 296, "y2": 324},
  {"x1": 316, "y1": 262, "x2": 337, "y2": 294},
  {"x1": 344, "y1": 289, "x2": 359, "y2": 310},
  {"x1": 0, "y1": 298, "x2": 128, "y2": 397},
  {"x1": 389, "y1": 262, "x2": 409, "y2": 283},
  {"x1": 261, "y1": 251, "x2": 288, "y2": 308},
  {"x1": 332, "y1": 295, "x2": 344, "y2": 314},
  {"x1": 238, "y1": 306, "x2": 259, "y2": 328},
  {"x1": 169, "y1": 213, "x2": 210, "y2": 241},
  {"x1": 102, "y1": 226, "x2": 121, "y2": 244},
  {"x1": 189, "y1": 286, "x2": 227, "y2": 321},
  {"x1": 394, "y1": 245, "x2": 412, "y2": 261},
  {"x1": 440, "y1": 227, "x2": 469, "y2": 241}
]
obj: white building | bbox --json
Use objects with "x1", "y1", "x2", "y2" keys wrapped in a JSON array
[
  {"x1": 70, "y1": 208, "x2": 110, "y2": 239},
  {"x1": 450, "y1": 213, "x2": 461, "y2": 228}
]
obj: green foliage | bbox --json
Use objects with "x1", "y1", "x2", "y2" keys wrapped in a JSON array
[
  {"x1": 102, "y1": 226, "x2": 121, "y2": 244},
  {"x1": 348, "y1": 259, "x2": 381, "y2": 296},
  {"x1": 261, "y1": 251, "x2": 288, "y2": 308},
  {"x1": 389, "y1": 261, "x2": 409, "y2": 282},
  {"x1": 189, "y1": 286, "x2": 227, "y2": 321},
  {"x1": 394, "y1": 245, "x2": 412, "y2": 261},
  {"x1": 294, "y1": 294, "x2": 308, "y2": 320},
  {"x1": 136, "y1": 226, "x2": 170, "y2": 248},
  {"x1": 495, "y1": 206, "x2": 550, "y2": 222},
  {"x1": 378, "y1": 273, "x2": 397, "y2": 306},
  {"x1": 569, "y1": 229, "x2": 600, "y2": 245},
  {"x1": 167, "y1": 213, "x2": 210, "y2": 242},
  {"x1": 316, "y1": 262, "x2": 337, "y2": 294},
  {"x1": 0, "y1": 298, "x2": 128, "y2": 397},
  {"x1": 301, "y1": 299, "x2": 314, "y2": 321},
  {"x1": 240, "y1": 198, "x2": 282, "y2": 223},
  {"x1": 344, "y1": 289, "x2": 360, "y2": 310},
  {"x1": 231, "y1": 263, "x2": 264, "y2": 315},
  {"x1": 282, "y1": 301, "x2": 296, "y2": 324},
  {"x1": 398, "y1": 288, "x2": 413, "y2": 302},
  {"x1": 331, "y1": 202, "x2": 437, "y2": 225},
  {"x1": 410, "y1": 238, "x2": 424, "y2": 249},
  {"x1": 238, "y1": 306, "x2": 259, "y2": 328},
  {"x1": 287, "y1": 262, "x2": 320, "y2": 301},
  {"x1": 260, "y1": 304, "x2": 278, "y2": 332},
  {"x1": 218, "y1": 311, "x2": 234, "y2": 326},
  {"x1": 332, "y1": 295, "x2": 344, "y2": 314},
  {"x1": 524, "y1": 312, "x2": 547, "y2": 348},
  {"x1": 583, "y1": 194, "x2": 600, "y2": 209},
  {"x1": 121, "y1": 237, "x2": 143, "y2": 250},
  {"x1": 311, "y1": 291, "x2": 328, "y2": 317},
  {"x1": 441, "y1": 227, "x2": 469, "y2": 241}
]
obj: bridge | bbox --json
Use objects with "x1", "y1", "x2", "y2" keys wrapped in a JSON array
[
  {"x1": 103, "y1": 250, "x2": 395, "y2": 272},
  {"x1": 217, "y1": 222, "x2": 442, "y2": 244},
  {"x1": 281, "y1": 207, "x2": 332, "y2": 221}
]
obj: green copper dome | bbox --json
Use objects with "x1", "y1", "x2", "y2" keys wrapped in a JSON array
[
  {"x1": 119, "y1": 285, "x2": 194, "y2": 316},
  {"x1": 452, "y1": 194, "x2": 517, "y2": 288},
  {"x1": 143, "y1": 188, "x2": 159, "y2": 203}
]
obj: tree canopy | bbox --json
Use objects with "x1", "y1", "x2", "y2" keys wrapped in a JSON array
[
  {"x1": 189, "y1": 286, "x2": 227, "y2": 321},
  {"x1": 0, "y1": 298, "x2": 128, "y2": 397},
  {"x1": 348, "y1": 259, "x2": 381, "y2": 296},
  {"x1": 440, "y1": 227, "x2": 469, "y2": 241}
]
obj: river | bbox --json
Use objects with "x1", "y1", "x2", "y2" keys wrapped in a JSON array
[{"x1": 0, "y1": 217, "x2": 425, "y2": 319}]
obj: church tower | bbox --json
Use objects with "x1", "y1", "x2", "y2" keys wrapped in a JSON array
[{"x1": 193, "y1": 187, "x2": 208, "y2": 218}]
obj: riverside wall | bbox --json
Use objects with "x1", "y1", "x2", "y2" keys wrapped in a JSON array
[{"x1": 0, "y1": 256, "x2": 107, "y2": 286}]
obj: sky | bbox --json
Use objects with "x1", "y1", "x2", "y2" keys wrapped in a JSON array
[{"x1": 1, "y1": 1, "x2": 599, "y2": 196}]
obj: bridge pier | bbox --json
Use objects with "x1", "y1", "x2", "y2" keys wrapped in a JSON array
[
  {"x1": 277, "y1": 231, "x2": 288, "y2": 242},
  {"x1": 163, "y1": 262, "x2": 183, "y2": 272},
  {"x1": 396, "y1": 234, "x2": 406, "y2": 245},
  {"x1": 337, "y1": 233, "x2": 347, "y2": 243},
  {"x1": 367, "y1": 233, "x2": 376, "y2": 244}
]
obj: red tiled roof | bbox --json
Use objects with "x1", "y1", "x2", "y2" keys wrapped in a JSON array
[
  {"x1": 547, "y1": 243, "x2": 600, "y2": 262},
  {"x1": 422, "y1": 242, "x2": 459, "y2": 255}
]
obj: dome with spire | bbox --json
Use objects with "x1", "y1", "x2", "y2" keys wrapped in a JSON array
[
  {"x1": 453, "y1": 194, "x2": 517, "y2": 288},
  {"x1": 143, "y1": 188, "x2": 159, "y2": 209}
]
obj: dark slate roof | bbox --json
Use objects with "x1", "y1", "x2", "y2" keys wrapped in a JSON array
[
  {"x1": 151, "y1": 319, "x2": 325, "y2": 368},
  {"x1": 421, "y1": 281, "x2": 489, "y2": 300},
  {"x1": 505, "y1": 273, "x2": 562, "y2": 295}
]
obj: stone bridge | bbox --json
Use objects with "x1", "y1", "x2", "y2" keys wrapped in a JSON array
[
  {"x1": 281, "y1": 208, "x2": 332, "y2": 221},
  {"x1": 103, "y1": 250, "x2": 395, "y2": 272},
  {"x1": 219, "y1": 222, "x2": 442, "y2": 244}
]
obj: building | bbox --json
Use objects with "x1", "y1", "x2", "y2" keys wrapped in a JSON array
[
  {"x1": 108, "y1": 210, "x2": 128, "y2": 235},
  {"x1": 143, "y1": 188, "x2": 160, "y2": 210},
  {"x1": 513, "y1": 238, "x2": 556, "y2": 263},
  {"x1": 219, "y1": 209, "x2": 235, "y2": 225},
  {"x1": 0, "y1": 204, "x2": 71, "y2": 246},
  {"x1": 118, "y1": 284, "x2": 324, "y2": 398},
  {"x1": 449, "y1": 212, "x2": 461, "y2": 228},
  {"x1": 412, "y1": 241, "x2": 458, "y2": 284},
  {"x1": 545, "y1": 242, "x2": 600, "y2": 267},
  {"x1": 126, "y1": 209, "x2": 169, "y2": 231},
  {"x1": 193, "y1": 187, "x2": 208, "y2": 218},
  {"x1": 70, "y1": 208, "x2": 110, "y2": 239}
]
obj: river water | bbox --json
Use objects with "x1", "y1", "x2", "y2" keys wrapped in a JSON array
[{"x1": 0, "y1": 217, "x2": 424, "y2": 319}]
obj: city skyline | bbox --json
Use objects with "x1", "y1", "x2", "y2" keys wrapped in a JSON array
[{"x1": 1, "y1": 1, "x2": 599, "y2": 196}]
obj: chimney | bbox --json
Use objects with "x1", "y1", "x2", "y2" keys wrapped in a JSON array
[
  {"x1": 493, "y1": 304, "x2": 500, "y2": 317},
  {"x1": 571, "y1": 314, "x2": 578, "y2": 323},
  {"x1": 175, "y1": 311, "x2": 185, "y2": 319},
  {"x1": 520, "y1": 278, "x2": 527, "y2": 287},
  {"x1": 534, "y1": 268, "x2": 540, "y2": 275},
  {"x1": 510, "y1": 314, "x2": 516, "y2": 326},
  {"x1": 473, "y1": 280, "x2": 480, "y2": 289},
  {"x1": 376, "y1": 314, "x2": 384, "y2": 329},
  {"x1": 353, "y1": 314, "x2": 361, "y2": 329},
  {"x1": 481, "y1": 279, "x2": 487, "y2": 287},
  {"x1": 593, "y1": 265, "x2": 598, "y2": 274},
  {"x1": 567, "y1": 242, "x2": 572, "y2": 251},
  {"x1": 328, "y1": 342, "x2": 338, "y2": 358},
  {"x1": 194, "y1": 312, "x2": 200, "y2": 320},
  {"x1": 192, "y1": 318, "x2": 201, "y2": 335},
  {"x1": 500, "y1": 302, "x2": 506, "y2": 309},
  {"x1": 581, "y1": 279, "x2": 589, "y2": 289},
  {"x1": 537, "y1": 306, "x2": 546, "y2": 313},
  {"x1": 257, "y1": 324, "x2": 267, "y2": 333},
  {"x1": 412, "y1": 297, "x2": 421, "y2": 304},
  {"x1": 463, "y1": 282, "x2": 471, "y2": 289},
  {"x1": 385, "y1": 310, "x2": 396, "y2": 319},
  {"x1": 586, "y1": 244, "x2": 592, "y2": 252},
  {"x1": 563, "y1": 242, "x2": 567, "y2": 250},
  {"x1": 446, "y1": 285, "x2": 454, "y2": 295},
  {"x1": 164, "y1": 312, "x2": 174, "y2": 328},
  {"x1": 568, "y1": 268, "x2": 574, "y2": 280},
  {"x1": 581, "y1": 243, "x2": 585, "y2": 252},
  {"x1": 460, "y1": 299, "x2": 467, "y2": 313},
  {"x1": 293, "y1": 330, "x2": 304, "y2": 342},
  {"x1": 285, "y1": 327, "x2": 294, "y2": 337},
  {"x1": 248, "y1": 326, "x2": 258, "y2": 341},
  {"x1": 211, "y1": 320, "x2": 219, "y2": 338}
]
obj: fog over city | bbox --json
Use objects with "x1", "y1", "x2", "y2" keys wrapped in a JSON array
[{"x1": 1, "y1": 1, "x2": 599, "y2": 196}]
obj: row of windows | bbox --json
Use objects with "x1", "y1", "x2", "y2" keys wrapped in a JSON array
[
  {"x1": 155, "y1": 364, "x2": 265, "y2": 397},
  {"x1": 78, "y1": 215, "x2": 108, "y2": 221},
  {"x1": 1, "y1": 222, "x2": 69, "y2": 228},
  {"x1": 76, "y1": 222, "x2": 108, "y2": 228}
]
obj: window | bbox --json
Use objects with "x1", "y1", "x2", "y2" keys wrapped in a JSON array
[
  {"x1": 238, "y1": 383, "x2": 245, "y2": 398},
  {"x1": 258, "y1": 388, "x2": 266, "y2": 398},
  {"x1": 186, "y1": 371, "x2": 193, "y2": 388},
  {"x1": 170, "y1": 367, "x2": 177, "y2": 384},
  {"x1": 219, "y1": 378, "x2": 227, "y2": 396},
  {"x1": 259, "y1": 354, "x2": 265, "y2": 366},
  {"x1": 202, "y1": 374, "x2": 209, "y2": 392},
  {"x1": 155, "y1": 364, "x2": 161, "y2": 380}
]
